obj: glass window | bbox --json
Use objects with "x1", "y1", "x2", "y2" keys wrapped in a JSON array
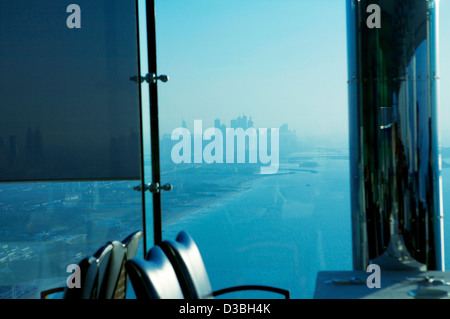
[
  {"x1": 439, "y1": 0, "x2": 450, "y2": 269},
  {"x1": 155, "y1": 0, "x2": 350, "y2": 298},
  {"x1": 0, "y1": 181, "x2": 143, "y2": 298},
  {"x1": 0, "y1": 0, "x2": 141, "y2": 181},
  {"x1": 0, "y1": 0, "x2": 145, "y2": 298}
]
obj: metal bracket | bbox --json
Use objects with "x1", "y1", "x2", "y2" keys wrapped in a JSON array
[
  {"x1": 134, "y1": 182, "x2": 172, "y2": 193},
  {"x1": 130, "y1": 73, "x2": 169, "y2": 84}
]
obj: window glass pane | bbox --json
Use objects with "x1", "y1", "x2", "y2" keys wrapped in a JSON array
[
  {"x1": 156, "y1": 1, "x2": 350, "y2": 298},
  {"x1": 439, "y1": 0, "x2": 450, "y2": 269},
  {"x1": 0, "y1": 0, "x2": 145, "y2": 298},
  {"x1": 0, "y1": 181, "x2": 143, "y2": 298},
  {"x1": 0, "y1": 0, "x2": 141, "y2": 181}
]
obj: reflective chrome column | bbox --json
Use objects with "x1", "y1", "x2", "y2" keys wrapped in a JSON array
[{"x1": 346, "y1": 0, "x2": 444, "y2": 270}]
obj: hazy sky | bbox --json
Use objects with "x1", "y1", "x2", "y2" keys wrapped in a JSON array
[{"x1": 139, "y1": 0, "x2": 450, "y2": 148}]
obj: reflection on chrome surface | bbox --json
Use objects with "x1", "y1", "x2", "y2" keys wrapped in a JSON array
[{"x1": 347, "y1": 0, "x2": 443, "y2": 270}]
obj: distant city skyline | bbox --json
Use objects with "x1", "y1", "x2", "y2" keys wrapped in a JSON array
[{"x1": 160, "y1": 114, "x2": 302, "y2": 169}]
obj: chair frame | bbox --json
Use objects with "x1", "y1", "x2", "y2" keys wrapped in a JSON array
[
  {"x1": 160, "y1": 231, "x2": 290, "y2": 299},
  {"x1": 40, "y1": 230, "x2": 142, "y2": 299},
  {"x1": 125, "y1": 245, "x2": 185, "y2": 299}
]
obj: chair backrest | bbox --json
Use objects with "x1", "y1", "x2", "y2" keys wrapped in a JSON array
[
  {"x1": 92, "y1": 242, "x2": 114, "y2": 299},
  {"x1": 125, "y1": 245, "x2": 184, "y2": 299},
  {"x1": 63, "y1": 256, "x2": 96, "y2": 299},
  {"x1": 160, "y1": 231, "x2": 213, "y2": 299},
  {"x1": 63, "y1": 242, "x2": 114, "y2": 299},
  {"x1": 122, "y1": 230, "x2": 142, "y2": 260},
  {"x1": 100, "y1": 241, "x2": 126, "y2": 299},
  {"x1": 106, "y1": 230, "x2": 143, "y2": 299}
]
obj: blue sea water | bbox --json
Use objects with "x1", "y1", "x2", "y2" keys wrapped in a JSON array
[
  {"x1": 162, "y1": 153, "x2": 450, "y2": 298},
  {"x1": 163, "y1": 155, "x2": 352, "y2": 299}
]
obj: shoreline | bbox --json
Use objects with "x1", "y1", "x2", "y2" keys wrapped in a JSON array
[
  {"x1": 160, "y1": 168, "x2": 309, "y2": 226},
  {"x1": 161, "y1": 172, "x2": 266, "y2": 226}
]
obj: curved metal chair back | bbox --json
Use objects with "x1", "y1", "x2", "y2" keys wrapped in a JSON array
[
  {"x1": 161, "y1": 231, "x2": 213, "y2": 299},
  {"x1": 102, "y1": 230, "x2": 143, "y2": 299},
  {"x1": 126, "y1": 245, "x2": 184, "y2": 299},
  {"x1": 161, "y1": 231, "x2": 290, "y2": 299},
  {"x1": 100, "y1": 241, "x2": 125, "y2": 298},
  {"x1": 63, "y1": 242, "x2": 114, "y2": 299},
  {"x1": 61, "y1": 256, "x2": 96, "y2": 299},
  {"x1": 41, "y1": 233, "x2": 141, "y2": 300},
  {"x1": 94, "y1": 243, "x2": 114, "y2": 298},
  {"x1": 123, "y1": 230, "x2": 142, "y2": 260}
]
